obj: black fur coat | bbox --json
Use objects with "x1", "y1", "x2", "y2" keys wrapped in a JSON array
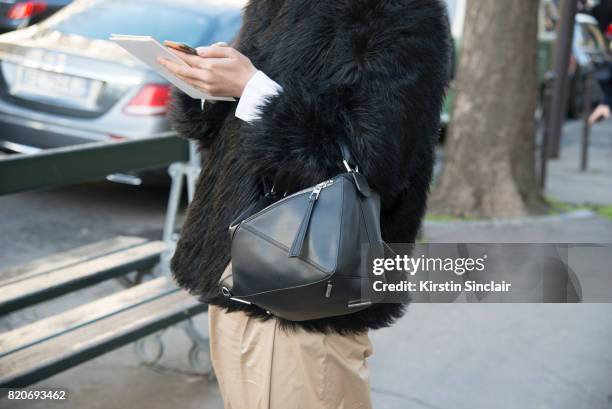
[{"x1": 169, "y1": 0, "x2": 451, "y2": 334}]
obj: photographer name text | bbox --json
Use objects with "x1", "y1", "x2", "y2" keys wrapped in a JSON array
[{"x1": 373, "y1": 280, "x2": 511, "y2": 293}]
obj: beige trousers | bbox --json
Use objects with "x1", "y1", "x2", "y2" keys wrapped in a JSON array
[{"x1": 208, "y1": 266, "x2": 374, "y2": 409}]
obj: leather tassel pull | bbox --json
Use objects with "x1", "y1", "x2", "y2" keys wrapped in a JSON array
[
  {"x1": 288, "y1": 193, "x2": 318, "y2": 258},
  {"x1": 288, "y1": 180, "x2": 333, "y2": 258}
]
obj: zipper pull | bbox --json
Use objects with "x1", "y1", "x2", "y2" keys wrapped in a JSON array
[
  {"x1": 310, "y1": 185, "x2": 323, "y2": 200},
  {"x1": 309, "y1": 180, "x2": 333, "y2": 200},
  {"x1": 288, "y1": 191, "x2": 318, "y2": 258},
  {"x1": 288, "y1": 180, "x2": 332, "y2": 258}
]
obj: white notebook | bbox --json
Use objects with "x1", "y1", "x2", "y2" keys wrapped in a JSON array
[{"x1": 109, "y1": 34, "x2": 235, "y2": 101}]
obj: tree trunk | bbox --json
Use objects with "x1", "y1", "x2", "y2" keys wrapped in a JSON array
[{"x1": 430, "y1": 0, "x2": 546, "y2": 219}]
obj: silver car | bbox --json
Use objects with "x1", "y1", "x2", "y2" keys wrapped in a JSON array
[{"x1": 0, "y1": 0, "x2": 243, "y2": 154}]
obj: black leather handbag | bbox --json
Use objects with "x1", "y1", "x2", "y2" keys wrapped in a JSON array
[{"x1": 220, "y1": 149, "x2": 386, "y2": 321}]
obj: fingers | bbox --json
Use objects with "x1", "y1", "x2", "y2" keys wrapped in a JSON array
[
  {"x1": 175, "y1": 73, "x2": 215, "y2": 93},
  {"x1": 196, "y1": 45, "x2": 234, "y2": 58},
  {"x1": 157, "y1": 57, "x2": 207, "y2": 82},
  {"x1": 158, "y1": 57, "x2": 221, "y2": 95},
  {"x1": 174, "y1": 73, "x2": 223, "y2": 96},
  {"x1": 165, "y1": 47, "x2": 209, "y2": 68}
]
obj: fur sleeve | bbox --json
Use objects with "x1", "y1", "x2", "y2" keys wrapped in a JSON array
[
  {"x1": 237, "y1": 0, "x2": 451, "y2": 205},
  {"x1": 168, "y1": 87, "x2": 235, "y2": 148}
]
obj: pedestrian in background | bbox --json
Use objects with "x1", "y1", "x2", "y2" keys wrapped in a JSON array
[{"x1": 589, "y1": 0, "x2": 612, "y2": 124}]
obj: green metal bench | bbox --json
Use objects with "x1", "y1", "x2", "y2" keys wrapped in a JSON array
[
  {"x1": 0, "y1": 236, "x2": 166, "y2": 315},
  {"x1": 0, "y1": 136, "x2": 210, "y2": 388}
]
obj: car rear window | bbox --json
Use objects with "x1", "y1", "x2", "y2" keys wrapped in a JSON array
[{"x1": 40, "y1": 0, "x2": 242, "y2": 46}]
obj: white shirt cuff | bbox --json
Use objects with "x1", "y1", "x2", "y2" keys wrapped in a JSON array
[{"x1": 235, "y1": 70, "x2": 283, "y2": 123}]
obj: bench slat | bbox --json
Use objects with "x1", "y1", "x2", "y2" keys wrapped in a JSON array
[
  {"x1": 0, "y1": 241, "x2": 167, "y2": 315},
  {"x1": 0, "y1": 290, "x2": 207, "y2": 387},
  {"x1": 0, "y1": 236, "x2": 148, "y2": 287},
  {"x1": 0, "y1": 276, "x2": 177, "y2": 357}
]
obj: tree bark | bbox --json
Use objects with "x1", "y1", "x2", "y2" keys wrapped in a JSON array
[{"x1": 430, "y1": 1, "x2": 546, "y2": 219}]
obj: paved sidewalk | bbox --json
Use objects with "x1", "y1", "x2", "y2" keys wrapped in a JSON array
[
  {"x1": 370, "y1": 215, "x2": 612, "y2": 409},
  {"x1": 545, "y1": 119, "x2": 612, "y2": 206}
]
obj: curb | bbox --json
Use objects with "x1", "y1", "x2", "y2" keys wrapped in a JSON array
[{"x1": 424, "y1": 209, "x2": 597, "y2": 228}]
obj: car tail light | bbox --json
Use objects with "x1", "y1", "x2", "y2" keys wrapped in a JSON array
[
  {"x1": 606, "y1": 23, "x2": 612, "y2": 39},
  {"x1": 7, "y1": 1, "x2": 48, "y2": 20},
  {"x1": 108, "y1": 135, "x2": 128, "y2": 142},
  {"x1": 123, "y1": 84, "x2": 170, "y2": 116}
]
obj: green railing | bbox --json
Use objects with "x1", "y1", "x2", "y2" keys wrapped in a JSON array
[{"x1": 0, "y1": 136, "x2": 190, "y2": 196}]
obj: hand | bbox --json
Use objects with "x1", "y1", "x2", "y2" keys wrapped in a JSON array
[
  {"x1": 588, "y1": 104, "x2": 611, "y2": 125},
  {"x1": 157, "y1": 42, "x2": 257, "y2": 98}
]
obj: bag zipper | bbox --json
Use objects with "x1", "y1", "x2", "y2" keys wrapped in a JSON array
[
  {"x1": 238, "y1": 177, "x2": 344, "y2": 229},
  {"x1": 288, "y1": 179, "x2": 334, "y2": 258},
  {"x1": 309, "y1": 179, "x2": 334, "y2": 200}
]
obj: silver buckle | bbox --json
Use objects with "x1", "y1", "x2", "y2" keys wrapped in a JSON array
[{"x1": 343, "y1": 159, "x2": 359, "y2": 173}]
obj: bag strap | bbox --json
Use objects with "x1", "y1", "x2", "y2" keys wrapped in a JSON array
[{"x1": 339, "y1": 142, "x2": 358, "y2": 173}]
